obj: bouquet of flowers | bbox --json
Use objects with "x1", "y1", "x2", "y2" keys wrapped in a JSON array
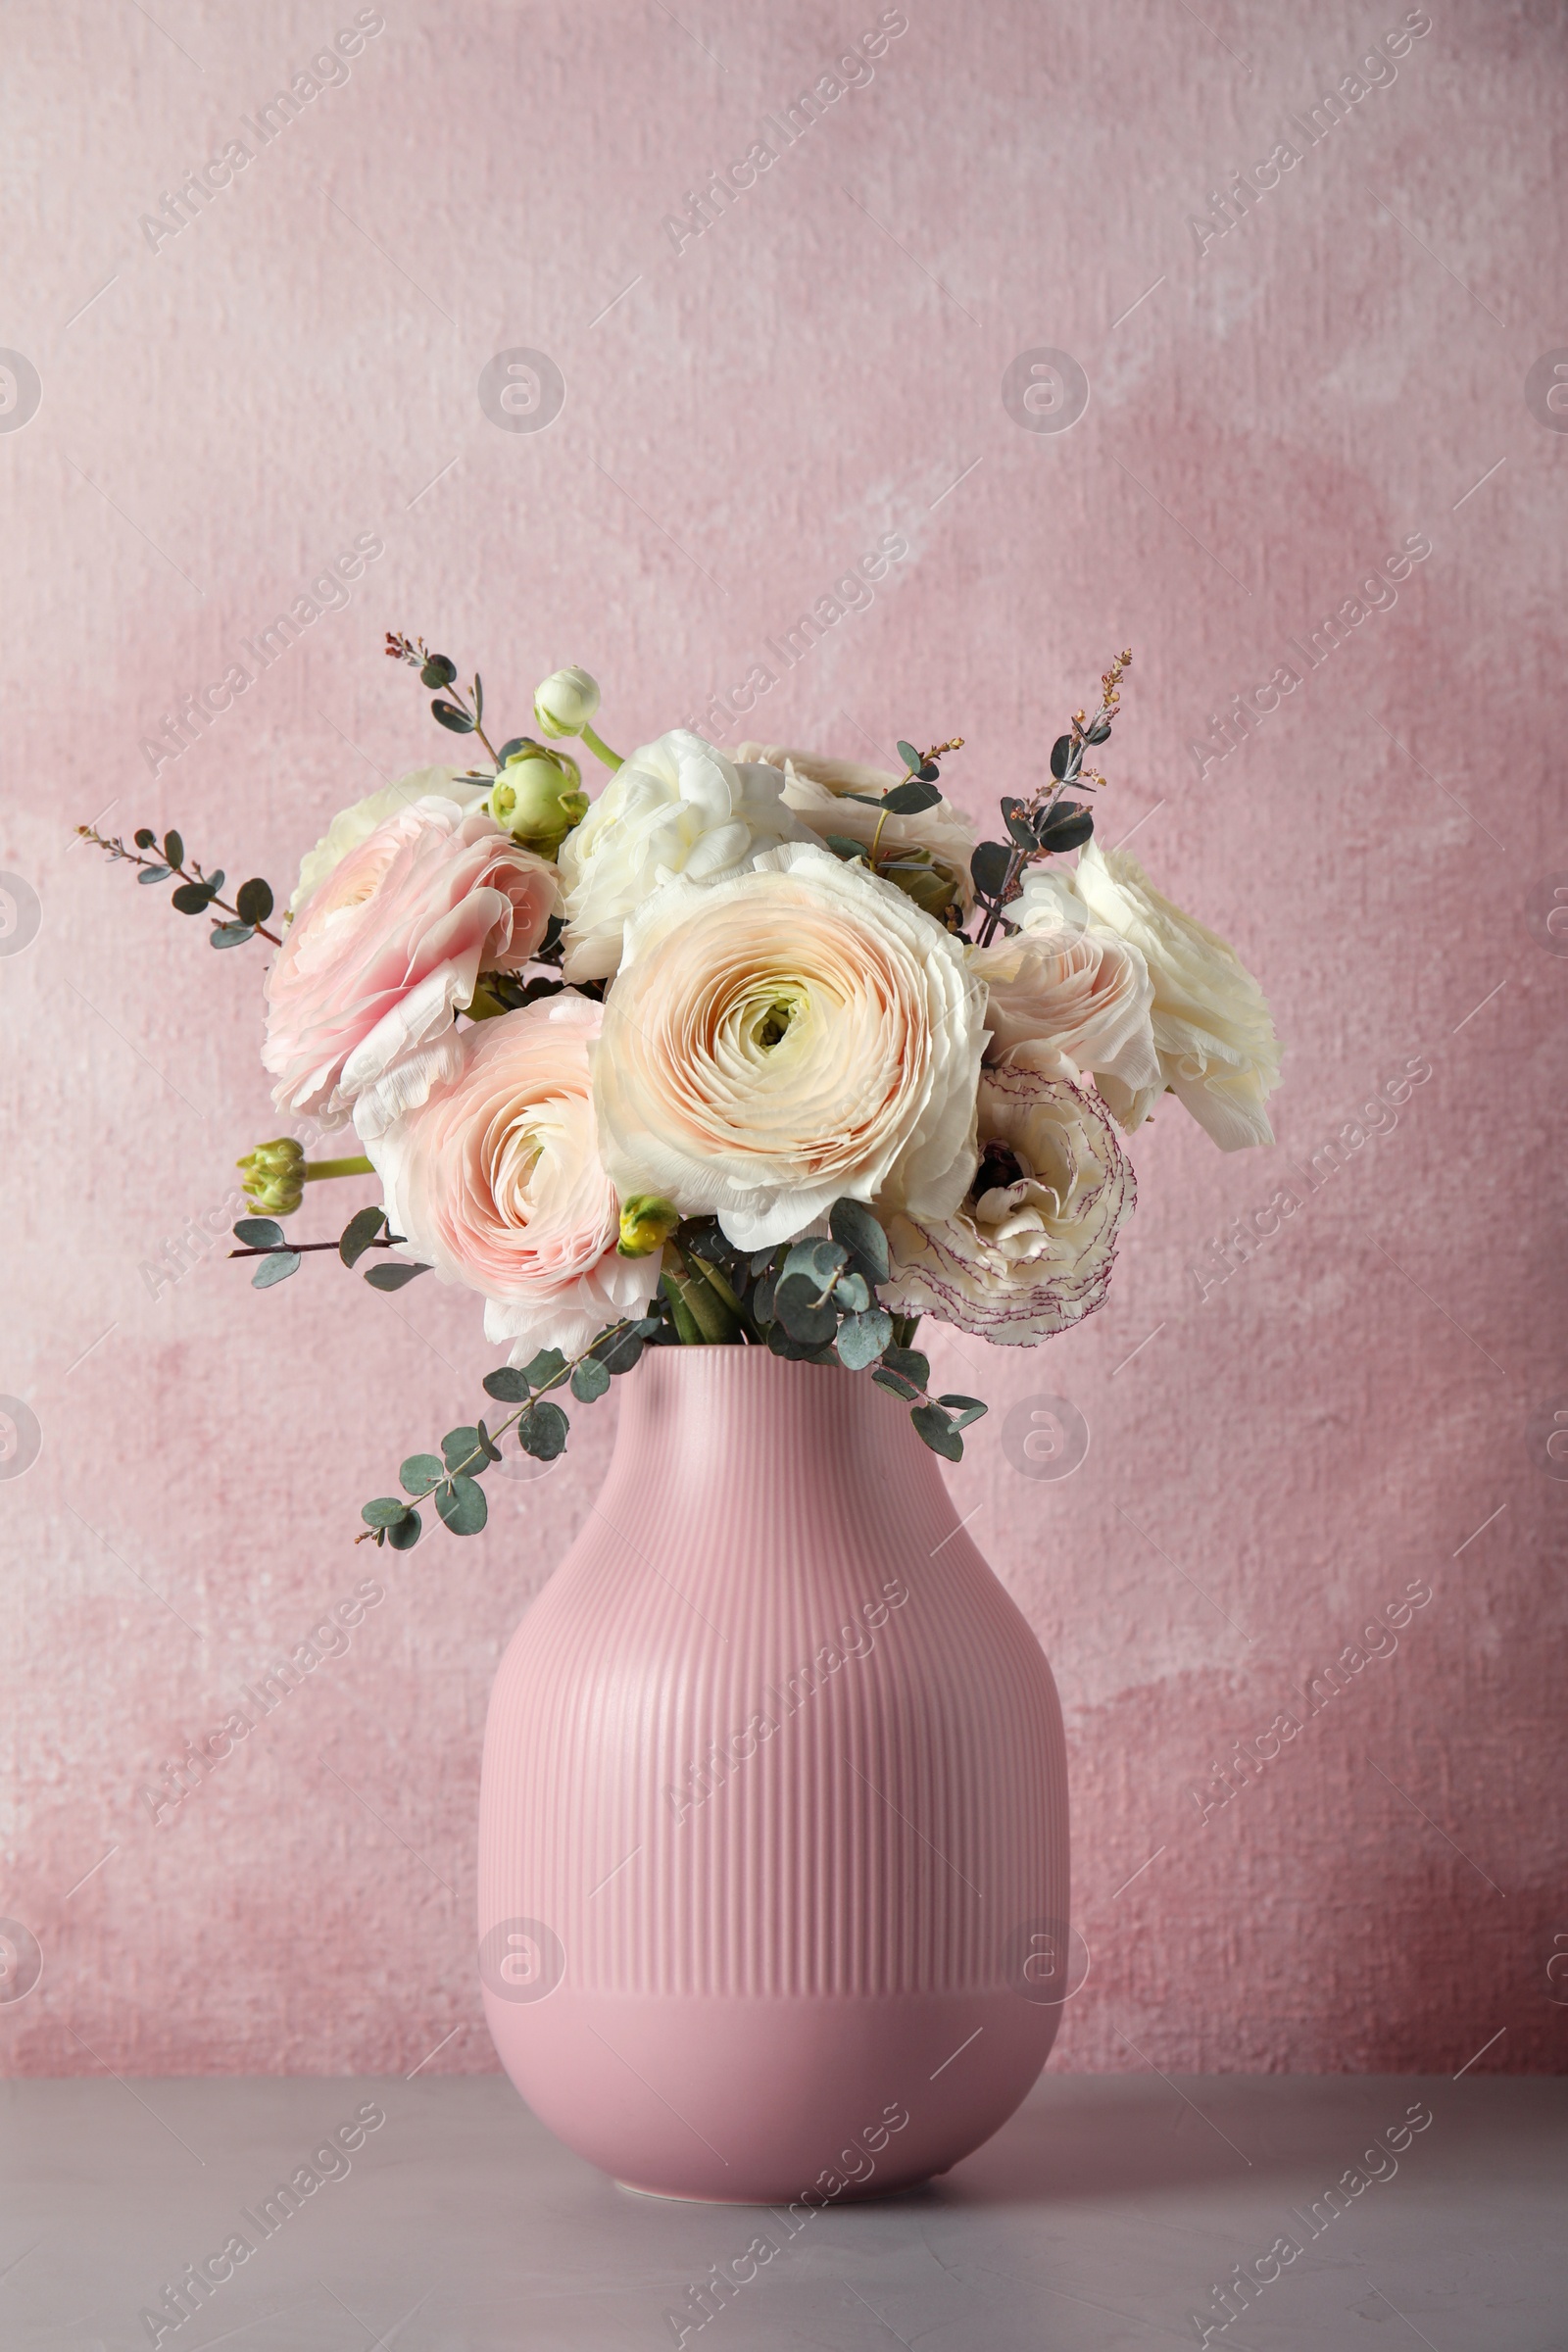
[{"x1": 80, "y1": 640, "x2": 1280, "y2": 1548}]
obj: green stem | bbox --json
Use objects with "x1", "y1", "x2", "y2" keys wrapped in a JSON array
[
  {"x1": 579, "y1": 721, "x2": 623, "y2": 772},
  {"x1": 305, "y1": 1156, "x2": 374, "y2": 1181}
]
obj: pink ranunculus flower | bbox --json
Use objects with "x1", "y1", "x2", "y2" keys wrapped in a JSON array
[
  {"x1": 357, "y1": 994, "x2": 659, "y2": 1364},
  {"x1": 262, "y1": 798, "x2": 559, "y2": 1124}
]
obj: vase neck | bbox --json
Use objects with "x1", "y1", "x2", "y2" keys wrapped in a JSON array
[{"x1": 600, "y1": 1347, "x2": 953, "y2": 1525}]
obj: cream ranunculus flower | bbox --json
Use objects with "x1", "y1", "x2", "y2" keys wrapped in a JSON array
[
  {"x1": 735, "y1": 742, "x2": 977, "y2": 917},
  {"x1": 879, "y1": 1065, "x2": 1136, "y2": 1345},
  {"x1": 1060, "y1": 844, "x2": 1282, "y2": 1150},
  {"x1": 971, "y1": 875, "x2": 1158, "y2": 1095},
  {"x1": 289, "y1": 767, "x2": 488, "y2": 914},
  {"x1": 592, "y1": 842, "x2": 986, "y2": 1250},
  {"x1": 358, "y1": 993, "x2": 659, "y2": 1364},
  {"x1": 558, "y1": 729, "x2": 812, "y2": 981}
]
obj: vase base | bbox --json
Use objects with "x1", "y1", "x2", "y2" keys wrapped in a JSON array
[{"x1": 612, "y1": 2175, "x2": 937, "y2": 2206}]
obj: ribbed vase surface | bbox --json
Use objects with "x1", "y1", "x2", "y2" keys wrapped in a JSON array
[{"x1": 477, "y1": 1348, "x2": 1069, "y2": 2201}]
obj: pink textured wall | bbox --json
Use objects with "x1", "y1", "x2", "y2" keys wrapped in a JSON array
[{"x1": 1, "y1": 0, "x2": 1563, "y2": 2082}]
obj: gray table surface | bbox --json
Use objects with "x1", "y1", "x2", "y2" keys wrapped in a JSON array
[{"x1": 0, "y1": 2072, "x2": 1561, "y2": 2351}]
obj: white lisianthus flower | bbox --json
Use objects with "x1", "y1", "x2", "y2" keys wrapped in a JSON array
[
  {"x1": 558, "y1": 729, "x2": 813, "y2": 981},
  {"x1": 359, "y1": 994, "x2": 658, "y2": 1365},
  {"x1": 879, "y1": 1066, "x2": 1136, "y2": 1345},
  {"x1": 736, "y1": 742, "x2": 977, "y2": 917},
  {"x1": 592, "y1": 842, "x2": 985, "y2": 1250},
  {"x1": 1058, "y1": 844, "x2": 1282, "y2": 1150},
  {"x1": 289, "y1": 768, "x2": 488, "y2": 914},
  {"x1": 971, "y1": 888, "x2": 1158, "y2": 1094}
]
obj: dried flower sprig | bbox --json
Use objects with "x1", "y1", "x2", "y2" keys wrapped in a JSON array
[{"x1": 385, "y1": 631, "x2": 506, "y2": 766}]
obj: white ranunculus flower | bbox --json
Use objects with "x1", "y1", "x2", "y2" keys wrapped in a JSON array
[
  {"x1": 558, "y1": 729, "x2": 812, "y2": 981},
  {"x1": 1063, "y1": 844, "x2": 1282, "y2": 1150},
  {"x1": 971, "y1": 892, "x2": 1158, "y2": 1094},
  {"x1": 735, "y1": 742, "x2": 977, "y2": 917},
  {"x1": 592, "y1": 842, "x2": 986, "y2": 1250},
  {"x1": 290, "y1": 767, "x2": 487, "y2": 914},
  {"x1": 880, "y1": 1066, "x2": 1136, "y2": 1345}
]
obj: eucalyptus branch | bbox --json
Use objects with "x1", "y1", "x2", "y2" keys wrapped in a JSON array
[{"x1": 76, "y1": 827, "x2": 281, "y2": 947}]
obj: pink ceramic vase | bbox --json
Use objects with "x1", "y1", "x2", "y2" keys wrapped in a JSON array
[{"x1": 477, "y1": 1348, "x2": 1069, "y2": 2202}]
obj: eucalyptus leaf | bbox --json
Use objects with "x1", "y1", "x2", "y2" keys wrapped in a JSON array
[
  {"x1": 134, "y1": 827, "x2": 157, "y2": 849},
  {"x1": 882, "y1": 1345, "x2": 931, "y2": 1390},
  {"x1": 210, "y1": 922, "x2": 254, "y2": 949},
  {"x1": 362, "y1": 1496, "x2": 413, "y2": 1529},
  {"x1": 1085, "y1": 715, "x2": 1111, "y2": 744},
  {"x1": 400, "y1": 1453, "x2": 445, "y2": 1496},
  {"x1": 824, "y1": 834, "x2": 871, "y2": 864},
  {"x1": 419, "y1": 655, "x2": 457, "y2": 687},
  {"x1": 363, "y1": 1260, "x2": 430, "y2": 1291},
  {"x1": 911, "y1": 1403, "x2": 964, "y2": 1460},
  {"x1": 775, "y1": 1272, "x2": 839, "y2": 1347},
  {"x1": 431, "y1": 699, "x2": 475, "y2": 734},
  {"x1": 252, "y1": 1250, "x2": 301, "y2": 1288},
  {"x1": 896, "y1": 739, "x2": 921, "y2": 771},
  {"x1": 520, "y1": 1347, "x2": 567, "y2": 1390},
  {"x1": 970, "y1": 841, "x2": 1011, "y2": 899},
  {"x1": 482, "y1": 1366, "x2": 532, "y2": 1402},
  {"x1": 1049, "y1": 735, "x2": 1074, "y2": 780},
  {"x1": 234, "y1": 1216, "x2": 282, "y2": 1249},
  {"x1": 571, "y1": 1356, "x2": 612, "y2": 1403},
  {"x1": 386, "y1": 1507, "x2": 422, "y2": 1550},
  {"x1": 435, "y1": 1475, "x2": 488, "y2": 1536},
  {"x1": 781, "y1": 1238, "x2": 847, "y2": 1290},
  {"x1": 235, "y1": 877, "x2": 274, "y2": 926},
  {"x1": 829, "y1": 1198, "x2": 890, "y2": 1286},
  {"x1": 136, "y1": 864, "x2": 172, "y2": 884},
  {"x1": 163, "y1": 830, "x2": 184, "y2": 868},
  {"x1": 833, "y1": 1270, "x2": 870, "y2": 1314},
  {"x1": 442, "y1": 1426, "x2": 486, "y2": 1475},
  {"x1": 516, "y1": 1399, "x2": 569, "y2": 1460},
  {"x1": 836, "y1": 1307, "x2": 893, "y2": 1369},
  {"x1": 872, "y1": 1365, "x2": 920, "y2": 1401},
  {"x1": 339, "y1": 1205, "x2": 387, "y2": 1267},
  {"x1": 1039, "y1": 807, "x2": 1094, "y2": 853},
  {"x1": 938, "y1": 1393, "x2": 989, "y2": 1432},
  {"x1": 880, "y1": 780, "x2": 941, "y2": 815}
]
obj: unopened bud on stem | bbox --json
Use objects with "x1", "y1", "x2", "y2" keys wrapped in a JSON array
[{"x1": 617, "y1": 1195, "x2": 680, "y2": 1258}]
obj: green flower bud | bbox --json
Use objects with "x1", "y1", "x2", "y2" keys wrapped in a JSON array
[
  {"x1": 238, "y1": 1137, "x2": 305, "y2": 1215},
  {"x1": 879, "y1": 849, "x2": 959, "y2": 920},
  {"x1": 487, "y1": 745, "x2": 588, "y2": 855},
  {"x1": 617, "y1": 1194, "x2": 680, "y2": 1258},
  {"x1": 533, "y1": 665, "x2": 601, "y2": 739}
]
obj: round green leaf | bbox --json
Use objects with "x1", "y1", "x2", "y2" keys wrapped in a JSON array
[
  {"x1": 235, "y1": 877, "x2": 274, "y2": 925},
  {"x1": 364, "y1": 1260, "x2": 429, "y2": 1291},
  {"x1": 163, "y1": 830, "x2": 184, "y2": 868},
  {"x1": 419, "y1": 655, "x2": 457, "y2": 688},
  {"x1": 386, "y1": 1507, "x2": 422, "y2": 1550},
  {"x1": 339, "y1": 1205, "x2": 386, "y2": 1267},
  {"x1": 171, "y1": 882, "x2": 215, "y2": 915},
  {"x1": 442, "y1": 1426, "x2": 485, "y2": 1475},
  {"x1": 136, "y1": 864, "x2": 172, "y2": 884},
  {"x1": 516, "y1": 1399, "x2": 569, "y2": 1460},
  {"x1": 430, "y1": 699, "x2": 475, "y2": 733},
  {"x1": 362, "y1": 1496, "x2": 413, "y2": 1529},
  {"x1": 210, "y1": 922, "x2": 255, "y2": 949},
  {"x1": 133, "y1": 827, "x2": 157, "y2": 850},
  {"x1": 836, "y1": 1306, "x2": 893, "y2": 1370},
  {"x1": 570, "y1": 1356, "x2": 612, "y2": 1403},
  {"x1": 400, "y1": 1453, "x2": 444, "y2": 1496},
  {"x1": 482, "y1": 1366, "x2": 531, "y2": 1403},
  {"x1": 434, "y1": 1475, "x2": 488, "y2": 1536},
  {"x1": 911, "y1": 1403, "x2": 964, "y2": 1461},
  {"x1": 896, "y1": 739, "x2": 921, "y2": 771}
]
